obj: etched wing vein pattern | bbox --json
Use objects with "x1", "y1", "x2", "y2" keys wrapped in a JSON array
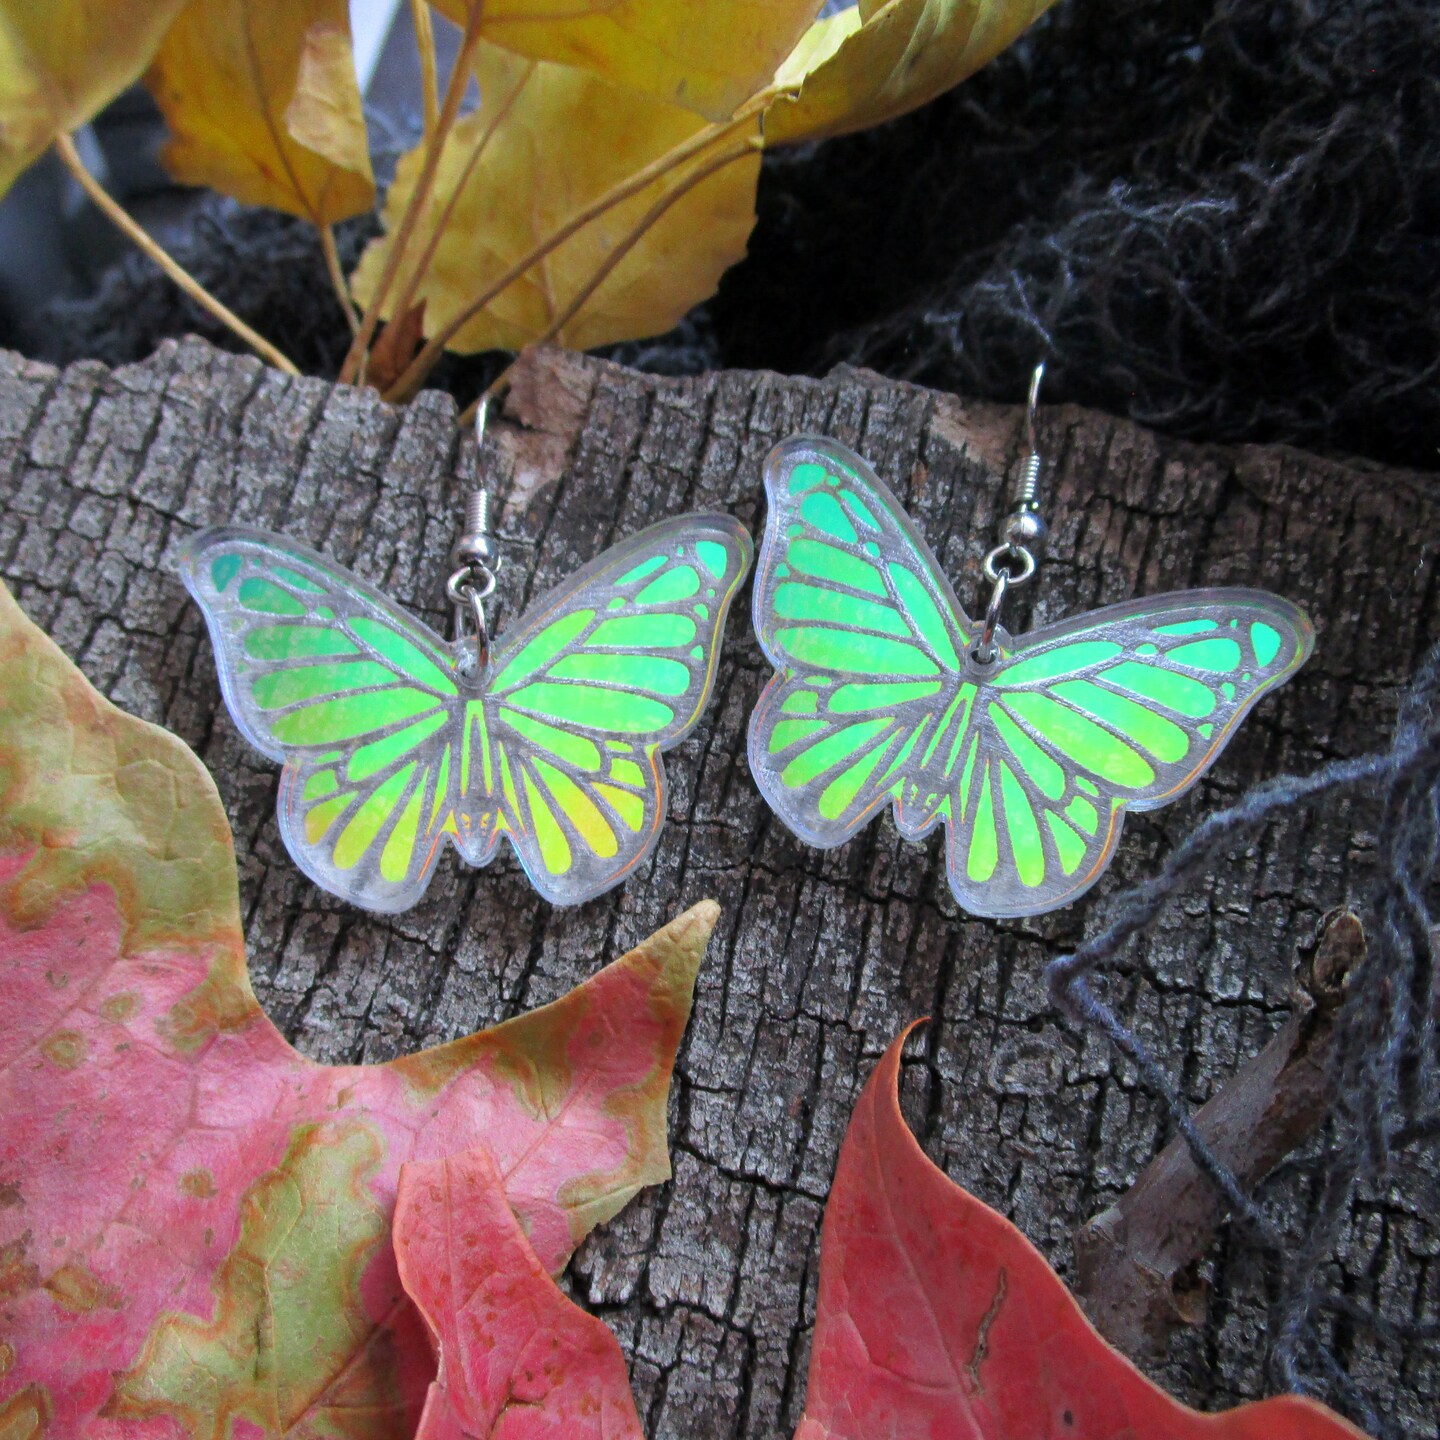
[
  {"x1": 748, "y1": 437, "x2": 1313, "y2": 917},
  {"x1": 181, "y1": 516, "x2": 752, "y2": 910}
]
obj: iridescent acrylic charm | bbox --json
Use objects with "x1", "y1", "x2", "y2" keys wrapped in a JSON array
[
  {"x1": 180, "y1": 410, "x2": 752, "y2": 912},
  {"x1": 748, "y1": 366, "x2": 1313, "y2": 918}
]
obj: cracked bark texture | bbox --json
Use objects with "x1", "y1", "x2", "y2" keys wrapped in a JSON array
[{"x1": 1, "y1": 337, "x2": 1436, "y2": 1437}]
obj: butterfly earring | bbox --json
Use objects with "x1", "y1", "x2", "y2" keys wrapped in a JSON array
[
  {"x1": 180, "y1": 402, "x2": 753, "y2": 912},
  {"x1": 747, "y1": 366, "x2": 1314, "y2": 918}
]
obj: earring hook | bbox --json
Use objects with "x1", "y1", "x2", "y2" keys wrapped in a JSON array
[
  {"x1": 972, "y1": 361, "x2": 1050, "y2": 665},
  {"x1": 473, "y1": 394, "x2": 488, "y2": 454},
  {"x1": 448, "y1": 395, "x2": 498, "y2": 667},
  {"x1": 1025, "y1": 362, "x2": 1044, "y2": 457}
]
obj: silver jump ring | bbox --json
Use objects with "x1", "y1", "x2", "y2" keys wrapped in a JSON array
[
  {"x1": 982, "y1": 542, "x2": 1036, "y2": 587},
  {"x1": 446, "y1": 564, "x2": 497, "y2": 606},
  {"x1": 447, "y1": 563, "x2": 496, "y2": 665},
  {"x1": 973, "y1": 569, "x2": 1009, "y2": 666}
]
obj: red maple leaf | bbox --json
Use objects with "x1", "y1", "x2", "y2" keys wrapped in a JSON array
[
  {"x1": 795, "y1": 1023, "x2": 1370, "y2": 1440},
  {"x1": 388, "y1": 1020, "x2": 1371, "y2": 1440},
  {"x1": 0, "y1": 583, "x2": 715, "y2": 1437},
  {"x1": 394, "y1": 1147, "x2": 646, "y2": 1438}
]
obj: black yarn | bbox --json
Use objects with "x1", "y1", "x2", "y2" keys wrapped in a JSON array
[
  {"x1": 710, "y1": 0, "x2": 1440, "y2": 472},
  {"x1": 37, "y1": 202, "x2": 376, "y2": 379},
  {"x1": 1045, "y1": 639, "x2": 1440, "y2": 1436},
  {"x1": 31, "y1": 0, "x2": 1440, "y2": 473}
]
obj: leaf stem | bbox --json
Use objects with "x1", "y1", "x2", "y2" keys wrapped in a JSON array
[
  {"x1": 458, "y1": 140, "x2": 759, "y2": 428},
  {"x1": 340, "y1": 6, "x2": 484, "y2": 385},
  {"x1": 385, "y1": 107, "x2": 764, "y2": 402},
  {"x1": 54, "y1": 132, "x2": 300, "y2": 376},
  {"x1": 385, "y1": 59, "x2": 535, "y2": 353},
  {"x1": 410, "y1": 0, "x2": 440, "y2": 140},
  {"x1": 320, "y1": 224, "x2": 360, "y2": 334}
]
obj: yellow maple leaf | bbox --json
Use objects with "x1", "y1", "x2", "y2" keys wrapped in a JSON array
[
  {"x1": 351, "y1": 42, "x2": 761, "y2": 355},
  {"x1": 0, "y1": 0, "x2": 190, "y2": 199},
  {"x1": 433, "y1": 0, "x2": 825, "y2": 122},
  {"x1": 766, "y1": 0, "x2": 1058, "y2": 145},
  {"x1": 146, "y1": 0, "x2": 373, "y2": 225}
]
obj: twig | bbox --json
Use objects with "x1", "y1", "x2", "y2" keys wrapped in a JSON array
[
  {"x1": 457, "y1": 141, "x2": 759, "y2": 428},
  {"x1": 1073, "y1": 911, "x2": 1365, "y2": 1359},
  {"x1": 340, "y1": 6, "x2": 484, "y2": 384},
  {"x1": 53, "y1": 133, "x2": 299, "y2": 376},
  {"x1": 410, "y1": 0, "x2": 440, "y2": 141},
  {"x1": 385, "y1": 59, "x2": 536, "y2": 350},
  {"x1": 319, "y1": 224, "x2": 360, "y2": 334},
  {"x1": 1046, "y1": 636, "x2": 1440, "y2": 1427},
  {"x1": 386, "y1": 108, "x2": 765, "y2": 403}
]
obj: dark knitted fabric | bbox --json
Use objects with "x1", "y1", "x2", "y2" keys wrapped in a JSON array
[
  {"x1": 38, "y1": 0, "x2": 1440, "y2": 471},
  {"x1": 1048, "y1": 637, "x2": 1440, "y2": 1437},
  {"x1": 40, "y1": 204, "x2": 374, "y2": 383},
  {"x1": 705, "y1": 0, "x2": 1440, "y2": 471}
]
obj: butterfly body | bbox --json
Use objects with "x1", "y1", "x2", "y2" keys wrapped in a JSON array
[
  {"x1": 749, "y1": 437, "x2": 1314, "y2": 918},
  {"x1": 182, "y1": 515, "x2": 752, "y2": 911}
]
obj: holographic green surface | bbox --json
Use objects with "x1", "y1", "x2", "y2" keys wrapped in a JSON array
[
  {"x1": 180, "y1": 517, "x2": 752, "y2": 911},
  {"x1": 749, "y1": 438, "x2": 1314, "y2": 918}
]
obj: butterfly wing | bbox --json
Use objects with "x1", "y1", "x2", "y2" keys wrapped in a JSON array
[
  {"x1": 748, "y1": 437, "x2": 1315, "y2": 919},
  {"x1": 483, "y1": 513, "x2": 752, "y2": 905},
  {"x1": 749, "y1": 435, "x2": 973, "y2": 849},
  {"x1": 178, "y1": 527, "x2": 474, "y2": 912},
  {"x1": 943, "y1": 592, "x2": 1315, "y2": 916}
]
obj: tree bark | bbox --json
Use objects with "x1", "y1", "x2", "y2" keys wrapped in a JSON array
[
  {"x1": 1072, "y1": 909, "x2": 1367, "y2": 1358},
  {"x1": 1, "y1": 337, "x2": 1436, "y2": 1438}
]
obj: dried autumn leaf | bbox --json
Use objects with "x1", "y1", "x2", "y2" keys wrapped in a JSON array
[
  {"x1": 146, "y1": 0, "x2": 374, "y2": 224},
  {"x1": 0, "y1": 0, "x2": 190, "y2": 198},
  {"x1": 797, "y1": 1023, "x2": 1370, "y2": 1440},
  {"x1": 766, "y1": 0, "x2": 1059, "y2": 146},
  {"x1": 351, "y1": 42, "x2": 761, "y2": 355},
  {"x1": 0, "y1": 580, "x2": 715, "y2": 1437},
  {"x1": 434, "y1": 0, "x2": 824, "y2": 122},
  {"x1": 395, "y1": 1147, "x2": 645, "y2": 1439}
]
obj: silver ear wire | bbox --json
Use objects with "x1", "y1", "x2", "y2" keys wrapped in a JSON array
[
  {"x1": 1024, "y1": 362, "x2": 1044, "y2": 463},
  {"x1": 473, "y1": 393, "x2": 489, "y2": 454},
  {"x1": 973, "y1": 362, "x2": 1049, "y2": 665},
  {"x1": 447, "y1": 397, "x2": 498, "y2": 666},
  {"x1": 1017, "y1": 362, "x2": 1045, "y2": 510}
]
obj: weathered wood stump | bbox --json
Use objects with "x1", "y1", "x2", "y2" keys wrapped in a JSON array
[{"x1": 1, "y1": 337, "x2": 1436, "y2": 1436}]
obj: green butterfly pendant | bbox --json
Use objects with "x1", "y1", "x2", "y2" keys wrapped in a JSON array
[
  {"x1": 181, "y1": 517, "x2": 752, "y2": 911},
  {"x1": 748, "y1": 437, "x2": 1314, "y2": 918}
]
